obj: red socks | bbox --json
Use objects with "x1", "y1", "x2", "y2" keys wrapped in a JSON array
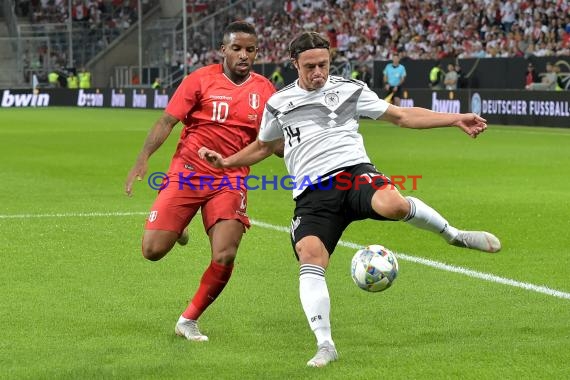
[{"x1": 182, "y1": 261, "x2": 234, "y2": 320}]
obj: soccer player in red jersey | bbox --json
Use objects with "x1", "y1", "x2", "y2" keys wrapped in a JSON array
[{"x1": 125, "y1": 21, "x2": 276, "y2": 341}]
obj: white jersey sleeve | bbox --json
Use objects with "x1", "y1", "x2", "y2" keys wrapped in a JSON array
[
  {"x1": 356, "y1": 83, "x2": 390, "y2": 120},
  {"x1": 258, "y1": 104, "x2": 284, "y2": 142}
]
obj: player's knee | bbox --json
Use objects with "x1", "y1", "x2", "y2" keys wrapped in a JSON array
[
  {"x1": 372, "y1": 192, "x2": 410, "y2": 220},
  {"x1": 294, "y1": 241, "x2": 306, "y2": 258},
  {"x1": 141, "y1": 231, "x2": 178, "y2": 261},
  {"x1": 386, "y1": 196, "x2": 410, "y2": 220},
  {"x1": 392, "y1": 197, "x2": 411, "y2": 219},
  {"x1": 295, "y1": 237, "x2": 328, "y2": 266},
  {"x1": 212, "y1": 248, "x2": 237, "y2": 265},
  {"x1": 141, "y1": 243, "x2": 169, "y2": 261}
]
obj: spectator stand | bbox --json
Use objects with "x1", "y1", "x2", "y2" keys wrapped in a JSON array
[
  {"x1": 5, "y1": 0, "x2": 158, "y2": 88},
  {"x1": 115, "y1": 0, "x2": 257, "y2": 89}
]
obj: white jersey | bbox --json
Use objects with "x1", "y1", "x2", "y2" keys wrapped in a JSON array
[{"x1": 258, "y1": 75, "x2": 389, "y2": 197}]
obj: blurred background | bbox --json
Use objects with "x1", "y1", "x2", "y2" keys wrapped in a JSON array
[{"x1": 0, "y1": 0, "x2": 568, "y2": 90}]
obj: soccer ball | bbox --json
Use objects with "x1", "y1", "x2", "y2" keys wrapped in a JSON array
[{"x1": 350, "y1": 245, "x2": 399, "y2": 292}]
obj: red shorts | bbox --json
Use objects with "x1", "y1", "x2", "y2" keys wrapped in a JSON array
[{"x1": 144, "y1": 177, "x2": 250, "y2": 234}]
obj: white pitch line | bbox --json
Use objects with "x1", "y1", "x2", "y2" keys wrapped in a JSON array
[
  {"x1": 250, "y1": 218, "x2": 570, "y2": 301},
  {"x1": 492, "y1": 128, "x2": 570, "y2": 137},
  {"x1": 1, "y1": 212, "x2": 569, "y2": 300},
  {"x1": 0, "y1": 211, "x2": 148, "y2": 219}
]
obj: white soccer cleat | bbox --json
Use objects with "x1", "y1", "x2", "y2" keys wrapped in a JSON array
[
  {"x1": 306, "y1": 342, "x2": 338, "y2": 367},
  {"x1": 177, "y1": 228, "x2": 189, "y2": 246},
  {"x1": 450, "y1": 231, "x2": 501, "y2": 253},
  {"x1": 175, "y1": 319, "x2": 209, "y2": 342}
]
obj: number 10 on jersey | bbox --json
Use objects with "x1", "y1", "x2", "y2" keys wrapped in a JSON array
[{"x1": 211, "y1": 101, "x2": 229, "y2": 123}]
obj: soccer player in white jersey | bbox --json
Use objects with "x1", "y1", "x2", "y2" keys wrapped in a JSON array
[{"x1": 198, "y1": 32, "x2": 501, "y2": 368}]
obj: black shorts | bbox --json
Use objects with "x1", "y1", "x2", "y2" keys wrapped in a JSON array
[{"x1": 289, "y1": 163, "x2": 397, "y2": 258}]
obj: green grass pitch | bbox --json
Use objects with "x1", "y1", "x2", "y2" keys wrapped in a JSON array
[{"x1": 1, "y1": 108, "x2": 569, "y2": 379}]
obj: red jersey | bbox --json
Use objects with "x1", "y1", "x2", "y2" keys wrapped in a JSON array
[{"x1": 165, "y1": 64, "x2": 275, "y2": 179}]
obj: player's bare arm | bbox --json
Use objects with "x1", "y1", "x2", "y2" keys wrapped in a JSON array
[
  {"x1": 380, "y1": 105, "x2": 487, "y2": 138},
  {"x1": 198, "y1": 138, "x2": 282, "y2": 169},
  {"x1": 125, "y1": 112, "x2": 179, "y2": 196}
]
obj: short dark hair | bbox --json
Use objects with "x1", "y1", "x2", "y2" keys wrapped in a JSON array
[
  {"x1": 222, "y1": 21, "x2": 257, "y2": 44},
  {"x1": 289, "y1": 32, "x2": 330, "y2": 59}
]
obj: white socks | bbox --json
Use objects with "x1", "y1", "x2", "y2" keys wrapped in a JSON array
[
  {"x1": 299, "y1": 264, "x2": 333, "y2": 347},
  {"x1": 403, "y1": 196, "x2": 459, "y2": 242},
  {"x1": 177, "y1": 316, "x2": 193, "y2": 324}
]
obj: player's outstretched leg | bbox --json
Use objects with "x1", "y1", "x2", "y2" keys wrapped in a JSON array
[
  {"x1": 175, "y1": 317, "x2": 208, "y2": 342},
  {"x1": 403, "y1": 196, "x2": 501, "y2": 253}
]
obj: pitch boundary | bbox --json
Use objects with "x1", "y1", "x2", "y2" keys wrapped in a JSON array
[{"x1": 2, "y1": 212, "x2": 568, "y2": 300}]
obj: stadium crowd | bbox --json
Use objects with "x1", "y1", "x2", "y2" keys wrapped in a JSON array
[
  {"x1": 260, "y1": 0, "x2": 570, "y2": 63},
  {"x1": 181, "y1": 0, "x2": 570, "y2": 67},
  {"x1": 14, "y1": 0, "x2": 156, "y2": 83},
  {"x1": 12, "y1": 0, "x2": 570, "y2": 87},
  {"x1": 15, "y1": 0, "x2": 144, "y2": 29}
]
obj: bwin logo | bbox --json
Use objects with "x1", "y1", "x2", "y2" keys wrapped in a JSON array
[
  {"x1": 133, "y1": 90, "x2": 147, "y2": 108},
  {"x1": 153, "y1": 90, "x2": 168, "y2": 109},
  {"x1": 431, "y1": 92, "x2": 460, "y2": 113},
  {"x1": 1, "y1": 90, "x2": 49, "y2": 107},
  {"x1": 111, "y1": 89, "x2": 126, "y2": 107},
  {"x1": 77, "y1": 90, "x2": 103, "y2": 107}
]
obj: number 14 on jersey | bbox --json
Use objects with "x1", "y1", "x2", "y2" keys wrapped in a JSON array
[{"x1": 285, "y1": 125, "x2": 301, "y2": 146}]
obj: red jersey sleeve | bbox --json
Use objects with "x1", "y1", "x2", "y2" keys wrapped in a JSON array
[{"x1": 165, "y1": 72, "x2": 201, "y2": 122}]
